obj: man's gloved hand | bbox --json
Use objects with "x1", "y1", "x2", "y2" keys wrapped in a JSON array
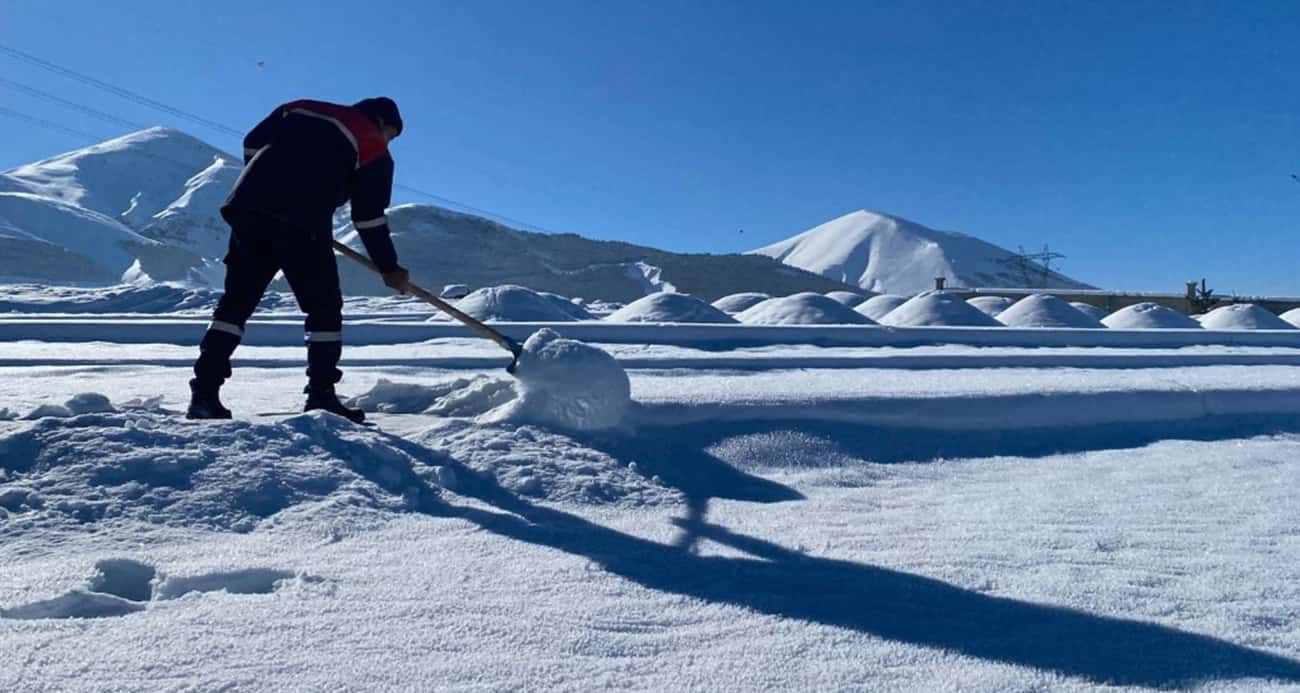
[{"x1": 382, "y1": 267, "x2": 411, "y2": 294}]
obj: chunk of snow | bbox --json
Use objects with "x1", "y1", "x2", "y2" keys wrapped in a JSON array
[
  {"x1": 490, "y1": 328, "x2": 631, "y2": 431},
  {"x1": 65, "y1": 393, "x2": 115, "y2": 415}
]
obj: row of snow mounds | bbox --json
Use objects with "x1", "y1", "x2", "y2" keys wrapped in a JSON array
[
  {"x1": 962, "y1": 295, "x2": 1300, "y2": 331},
  {"x1": 0, "y1": 283, "x2": 219, "y2": 314}
]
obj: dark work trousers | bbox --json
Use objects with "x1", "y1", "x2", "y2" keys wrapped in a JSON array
[{"x1": 193, "y1": 209, "x2": 344, "y2": 389}]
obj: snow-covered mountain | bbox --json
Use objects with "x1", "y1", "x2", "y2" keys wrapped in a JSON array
[
  {"x1": 1, "y1": 127, "x2": 237, "y2": 284},
  {"x1": 751, "y1": 210, "x2": 1094, "y2": 294},
  {"x1": 3, "y1": 128, "x2": 853, "y2": 301}
]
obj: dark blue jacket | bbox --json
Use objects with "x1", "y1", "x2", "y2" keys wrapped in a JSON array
[{"x1": 223, "y1": 99, "x2": 400, "y2": 271}]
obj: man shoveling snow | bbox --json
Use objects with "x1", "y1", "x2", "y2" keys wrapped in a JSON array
[
  {"x1": 187, "y1": 97, "x2": 632, "y2": 430},
  {"x1": 189, "y1": 97, "x2": 411, "y2": 423}
]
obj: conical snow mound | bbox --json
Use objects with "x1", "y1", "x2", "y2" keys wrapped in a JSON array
[
  {"x1": 750, "y1": 209, "x2": 1093, "y2": 294},
  {"x1": 1199, "y1": 304, "x2": 1295, "y2": 330},
  {"x1": 855, "y1": 294, "x2": 908, "y2": 321},
  {"x1": 606, "y1": 293, "x2": 736, "y2": 323},
  {"x1": 996, "y1": 294, "x2": 1103, "y2": 328},
  {"x1": 880, "y1": 291, "x2": 1002, "y2": 327},
  {"x1": 455, "y1": 285, "x2": 587, "y2": 322},
  {"x1": 712, "y1": 292, "x2": 770, "y2": 313},
  {"x1": 737, "y1": 292, "x2": 875, "y2": 325},
  {"x1": 1102, "y1": 303, "x2": 1201, "y2": 329},
  {"x1": 1282, "y1": 308, "x2": 1300, "y2": 328},
  {"x1": 1071, "y1": 302, "x2": 1109, "y2": 322},
  {"x1": 967, "y1": 296, "x2": 1015, "y2": 317},
  {"x1": 824, "y1": 291, "x2": 871, "y2": 307}
]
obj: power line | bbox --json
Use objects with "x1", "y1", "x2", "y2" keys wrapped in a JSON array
[
  {"x1": 0, "y1": 43, "x2": 568, "y2": 234},
  {"x1": 392, "y1": 183, "x2": 563, "y2": 234},
  {"x1": 0, "y1": 76, "x2": 149, "y2": 131},
  {"x1": 0, "y1": 105, "x2": 108, "y2": 143},
  {"x1": 0, "y1": 41, "x2": 242, "y2": 138}
]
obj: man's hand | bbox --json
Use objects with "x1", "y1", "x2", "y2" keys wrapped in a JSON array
[{"x1": 382, "y1": 267, "x2": 411, "y2": 294}]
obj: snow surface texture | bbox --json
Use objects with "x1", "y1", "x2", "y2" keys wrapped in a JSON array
[
  {"x1": 736, "y1": 292, "x2": 875, "y2": 326},
  {"x1": 751, "y1": 209, "x2": 1094, "y2": 294},
  {"x1": 880, "y1": 291, "x2": 1003, "y2": 327},
  {"x1": 711, "y1": 292, "x2": 770, "y2": 314},
  {"x1": 10, "y1": 366, "x2": 1300, "y2": 688},
  {"x1": 1103, "y1": 302, "x2": 1203, "y2": 329},
  {"x1": 967, "y1": 296, "x2": 1015, "y2": 317},
  {"x1": 605, "y1": 293, "x2": 737, "y2": 324},
  {"x1": 1200, "y1": 304, "x2": 1295, "y2": 331},
  {"x1": 453, "y1": 285, "x2": 592, "y2": 322},
  {"x1": 995, "y1": 294, "x2": 1104, "y2": 329},
  {"x1": 855, "y1": 294, "x2": 909, "y2": 321}
]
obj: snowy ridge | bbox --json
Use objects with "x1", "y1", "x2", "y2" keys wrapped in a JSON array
[
  {"x1": 752, "y1": 209, "x2": 1094, "y2": 294},
  {"x1": 334, "y1": 203, "x2": 851, "y2": 300}
]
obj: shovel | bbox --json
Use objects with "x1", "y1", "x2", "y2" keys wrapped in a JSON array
[{"x1": 332, "y1": 240, "x2": 523, "y2": 373}]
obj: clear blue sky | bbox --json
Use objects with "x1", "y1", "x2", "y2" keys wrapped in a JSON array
[{"x1": 2, "y1": 1, "x2": 1298, "y2": 294}]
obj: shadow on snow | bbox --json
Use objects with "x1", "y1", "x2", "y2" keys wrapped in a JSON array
[{"x1": 335, "y1": 419, "x2": 1300, "y2": 689}]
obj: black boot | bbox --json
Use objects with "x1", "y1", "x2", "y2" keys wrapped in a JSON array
[
  {"x1": 187, "y1": 378, "x2": 232, "y2": 420},
  {"x1": 304, "y1": 384, "x2": 365, "y2": 424}
]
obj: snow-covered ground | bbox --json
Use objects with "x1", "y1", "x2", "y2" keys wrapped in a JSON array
[{"x1": 6, "y1": 301, "x2": 1300, "y2": 690}]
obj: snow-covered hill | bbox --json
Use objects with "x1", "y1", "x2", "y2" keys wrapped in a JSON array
[
  {"x1": 751, "y1": 209, "x2": 1094, "y2": 294},
  {"x1": 332, "y1": 203, "x2": 852, "y2": 301},
  {"x1": 3, "y1": 129, "x2": 855, "y2": 300},
  {"x1": 1, "y1": 127, "x2": 236, "y2": 284}
]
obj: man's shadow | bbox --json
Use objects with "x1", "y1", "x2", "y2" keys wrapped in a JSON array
[{"x1": 326, "y1": 420, "x2": 1300, "y2": 689}]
